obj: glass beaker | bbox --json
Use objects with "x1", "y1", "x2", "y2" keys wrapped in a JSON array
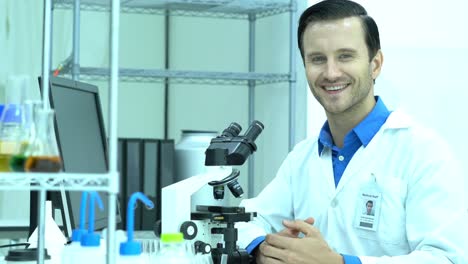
[
  {"x1": 10, "y1": 100, "x2": 42, "y2": 172},
  {"x1": 24, "y1": 108, "x2": 62, "y2": 172},
  {"x1": 0, "y1": 76, "x2": 28, "y2": 172}
]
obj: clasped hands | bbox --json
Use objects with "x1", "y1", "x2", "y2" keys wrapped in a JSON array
[{"x1": 256, "y1": 218, "x2": 343, "y2": 264}]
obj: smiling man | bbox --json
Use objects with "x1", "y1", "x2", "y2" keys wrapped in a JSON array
[{"x1": 236, "y1": 0, "x2": 468, "y2": 264}]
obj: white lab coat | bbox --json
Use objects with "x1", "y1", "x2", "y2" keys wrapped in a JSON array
[{"x1": 237, "y1": 110, "x2": 468, "y2": 264}]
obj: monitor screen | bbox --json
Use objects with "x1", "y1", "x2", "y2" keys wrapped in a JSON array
[{"x1": 34, "y1": 76, "x2": 121, "y2": 236}]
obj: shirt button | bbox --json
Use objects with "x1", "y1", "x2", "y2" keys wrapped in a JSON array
[{"x1": 338, "y1": 155, "x2": 344, "y2": 161}]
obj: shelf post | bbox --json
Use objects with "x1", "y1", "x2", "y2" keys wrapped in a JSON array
[
  {"x1": 41, "y1": 0, "x2": 52, "y2": 111},
  {"x1": 37, "y1": 189, "x2": 47, "y2": 264},
  {"x1": 289, "y1": 0, "x2": 298, "y2": 151},
  {"x1": 248, "y1": 13, "x2": 256, "y2": 198},
  {"x1": 39, "y1": 0, "x2": 53, "y2": 259},
  {"x1": 106, "y1": 0, "x2": 120, "y2": 263},
  {"x1": 72, "y1": 0, "x2": 81, "y2": 80}
]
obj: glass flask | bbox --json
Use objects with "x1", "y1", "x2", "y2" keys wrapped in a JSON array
[
  {"x1": 10, "y1": 100, "x2": 42, "y2": 172},
  {"x1": 24, "y1": 108, "x2": 62, "y2": 172},
  {"x1": 0, "y1": 76, "x2": 27, "y2": 172}
]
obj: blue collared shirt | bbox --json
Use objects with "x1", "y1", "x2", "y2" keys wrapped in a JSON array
[
  {"x1": 246, "y1": 97, "x2": 391, "y2": 264},
  {"x1": 318, "y1": 96, "x2": 391, "y2": 187}
]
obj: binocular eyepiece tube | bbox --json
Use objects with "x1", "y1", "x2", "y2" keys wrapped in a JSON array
[
  {"x1": 221, "y1": 122, "x2": 242, "y2": 137},
  {"x1": 221, "y1": 120, "x2": 264, "y2": 141},
  {"x1": 243, "y1": 120, "x2": 264, "y2": 142}
]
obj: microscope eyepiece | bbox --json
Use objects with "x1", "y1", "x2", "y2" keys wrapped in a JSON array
[
  {"x1": 243, "y1": 120, "x2": 264, "y2": 143},
  {"x1": 221, "y1": 122, "x2": 242, "y2": 138}
]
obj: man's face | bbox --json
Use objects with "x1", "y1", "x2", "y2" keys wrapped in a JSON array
[
  {"x1": 302, "y1": 17, "x2": 382, "y2": 117},
  {"x1": 367, "y1": 202, "x2": 373, "y2": 214}
]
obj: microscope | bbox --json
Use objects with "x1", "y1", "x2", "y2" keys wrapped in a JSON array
[{"x1": 161, "y1": 121, "x2": 264, "y2": 264}]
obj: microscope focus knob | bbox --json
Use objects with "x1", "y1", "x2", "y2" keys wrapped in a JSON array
[
  {"x1": 180, "y1": 221, "x2": 198, "y2": 240},
  {"x1": 195, "y1": 241, "x2": 212, "y2": 254}
]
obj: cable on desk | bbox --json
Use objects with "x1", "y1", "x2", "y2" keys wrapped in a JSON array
[{"x1": 0, "y1": 243, "x2": 29, "y2": 249}]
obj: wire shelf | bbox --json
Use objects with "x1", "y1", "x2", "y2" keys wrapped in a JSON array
[
  {"x1": 58, "y1": 67, "x2": 291, "y2": 85},
  {"x1": 53, "y1": 0, "x2": 294, "y2": 18},
  {"x1": 0, "y1": 172, "x2": 116, "y2": 192}
]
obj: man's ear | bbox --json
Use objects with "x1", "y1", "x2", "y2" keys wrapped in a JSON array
[{"x1": 371, "y1": 50, "x2": 384, "y2": 79}]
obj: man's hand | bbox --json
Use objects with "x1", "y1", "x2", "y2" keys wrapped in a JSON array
[
  {"x1": 255, "y1": 218, "x2": 314, "y2": 264},
  {"x1": 256, "y1": 219, "x2": 343, "y2": 264},
  {"x1": 277, "y1": 217, "x2": 315, "y2": 238}
]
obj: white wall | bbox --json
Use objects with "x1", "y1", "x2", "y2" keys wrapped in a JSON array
[{"x1": 306, "y1": 0, "x2": 468, "y2": 172}]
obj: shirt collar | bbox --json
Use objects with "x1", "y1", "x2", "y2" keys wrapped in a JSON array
[{"x1": 318, "y1": 96, "x2": 391, "y2": 155}]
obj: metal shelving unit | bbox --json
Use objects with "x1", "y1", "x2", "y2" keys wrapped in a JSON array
[
  {"x1": 54, "y1": 0, "x2": 296, "y2": 87},
  {"x1": 0, "y1": 173, "x2": 115, "y2": 192},
  {"x1": 54, "y1": 0, "x2": 292, "y2": 18},
  {"x1": 0, "y1": 173, "x2": 117, "y2": 264},
  {"x1": 0, "y1": 1, "x2": 121, "y2": 263},
  {"x1": 59, "y1": 67, "x2": 291, "y2": 85},
  {"x1": 53, "y1": 0, "x2": 298, "y2": 199}
]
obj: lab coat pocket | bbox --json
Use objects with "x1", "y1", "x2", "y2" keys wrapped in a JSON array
[{"x1": 355, "y1": 176, "x2": 407, "y2": 246}]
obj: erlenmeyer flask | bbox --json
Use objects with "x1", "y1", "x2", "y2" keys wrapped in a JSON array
[
  {"x1": 10, "y1": 100, "x2": 42, "y2": 172},
  {"x1": 24, "y1": 108, "x2": 62, "y2": 172},
  {"x1": 0, "y1": 75, "x2": 27, "y2": 172}
]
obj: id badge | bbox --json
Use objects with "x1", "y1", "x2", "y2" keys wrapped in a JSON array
[{"x1": 354, "y1": 173, "x2": 382, "y2": 231}]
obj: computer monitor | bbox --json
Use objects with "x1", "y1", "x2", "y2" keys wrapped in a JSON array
[{"x1": 32, "y1": 76, "x2": 121, "y2": 238}]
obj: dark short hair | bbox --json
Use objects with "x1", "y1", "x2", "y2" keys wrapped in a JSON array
[
  {"x1": 367, "y1": 200, "x2": 373, "y2": 205},
  {"x1": 297, "y1": 0, "x2": 380, "y2": 62}
]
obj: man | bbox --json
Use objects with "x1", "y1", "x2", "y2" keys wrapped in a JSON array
[
  {"x1": 236, "y1": 0, "x2": 468, "y2": 263},
  {"x1": 365, "y1": 201, "x2": 373, "y2": 216}
]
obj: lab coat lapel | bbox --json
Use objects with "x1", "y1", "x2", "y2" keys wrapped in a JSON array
[
  {"x1": 334, "y1": 125, "x2": 386, "y2": 195},
  {"x1": 333, "y1": 110, "x2": 411, "y2": 194}
]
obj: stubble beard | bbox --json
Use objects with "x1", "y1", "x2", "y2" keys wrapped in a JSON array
[{"x1": 311, "y1": 72, "x2": 374, "y2": 117}]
